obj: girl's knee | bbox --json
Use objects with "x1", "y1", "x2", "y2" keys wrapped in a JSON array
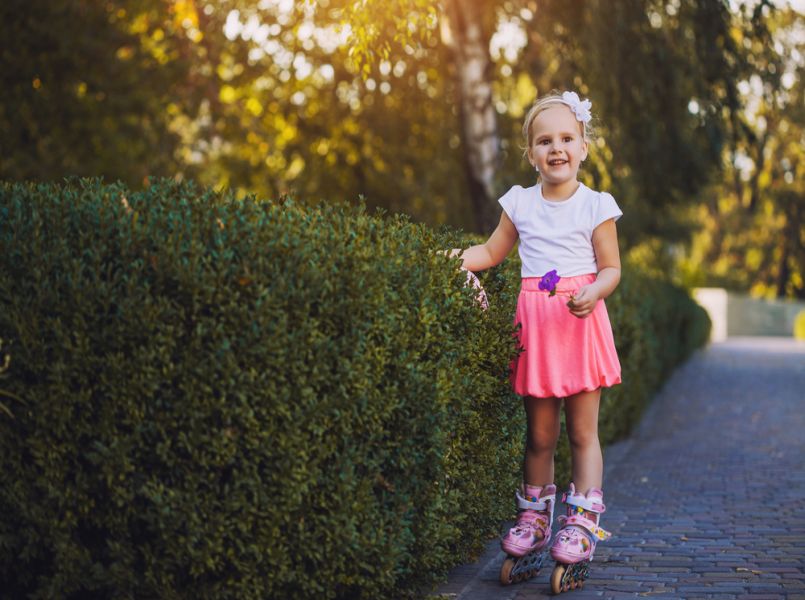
[
  {"x1": 566, "y1": 425, "x2": 600, "y2": 450},
  {"x1": 526, "y1": 425, "x2": 560, "y2": 454}
]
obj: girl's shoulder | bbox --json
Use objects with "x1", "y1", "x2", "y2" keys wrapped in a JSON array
[
  {"x1": 498, "y1": 184, "x2": 537, "y2": 219},
  {"x1": 580, "y1": 183, "x2": 615, "y2": 200},
  {"x1": 580, "y1": 185, "x2": 619, "y2": 208},
  {"x1": 501, "y1": 183, "x2": 537, "y2": 199},
  {"x1": 580, "y1": 185, "x2": 623, "y2": 223}
]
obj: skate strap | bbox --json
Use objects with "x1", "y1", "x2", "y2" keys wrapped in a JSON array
[
  {"x1": 516, "y1": 490, "x2": 555, "y2": 512},
  {"x1": 562, "y1": 491, "x2": 606, "y2": 513},
  {"x1": 557, "y1": 514, "x2": 612, "y2": 541}
]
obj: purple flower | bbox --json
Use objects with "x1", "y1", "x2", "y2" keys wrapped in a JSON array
[{"x1": 538, "y1": 269, "x2": 561, "y2": 296}]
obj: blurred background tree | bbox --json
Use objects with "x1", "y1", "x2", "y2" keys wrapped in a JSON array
[
  {"x1": 0, "y1": 0, "x2": 201, "y2": 184},
  {"x1": 347, "y1": 0, "x2": 781, "y2": 253},
  {"x1": 1, "y1": 0, "x2": 802, "y2": 297},
  {"x1": 677, "y1": 4, "x2": 805, "y2": 299}
]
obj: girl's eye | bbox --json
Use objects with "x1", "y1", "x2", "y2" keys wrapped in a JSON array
[{"x1": 563, "y1": 136, "x2": 573, "y2": 142}]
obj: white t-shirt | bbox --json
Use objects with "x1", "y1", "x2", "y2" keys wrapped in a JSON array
[{"x1": 498, "y1": 182, "x2": 623, "y2": 278}]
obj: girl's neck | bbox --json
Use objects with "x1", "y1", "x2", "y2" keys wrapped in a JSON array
[{"x1": 541, "y1": 180, "x2": 580, "y2": 202}]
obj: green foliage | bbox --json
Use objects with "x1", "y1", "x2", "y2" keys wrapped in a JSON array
[
  {"x1": 599, "y1": 264, "x2": 711, "y2": 445},
  {"x1": 0, "y1": 338, "x2": 19, "y2": 418},
  {"x1": 4, "y1": 0, "x2": 784, "y2": 241},
  {"x1": 676, "y1": 7, "x2": 805, "y2": 300},
  {"x1": 0, "y1": 0, "x2": 198, "y2": 185},
  {"x1": 0, "y1": 179, "x2": 708, "y2": 598},
  {"x1": 531, "y1": 0, "x2": 753, "y2": 247},
  {"x1": 0, "y1": 178, "x2": 522, "y2": 599}
]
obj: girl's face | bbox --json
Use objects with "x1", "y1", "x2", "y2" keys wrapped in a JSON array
[{"x1": 527, "y1": 105, "x2": 589, "y2": 187}]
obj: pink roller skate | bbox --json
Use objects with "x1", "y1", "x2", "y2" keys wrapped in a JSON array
[
  {"x1": 549, "y1": 483, "x2": 612, "y2": 594},
  {"x1": 499, "y1": 484, "x2": 556, "y2": 585}
]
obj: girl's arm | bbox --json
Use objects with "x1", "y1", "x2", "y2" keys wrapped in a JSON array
[
  {"x1": 448, "y1": 212, "x2": 519, "y2": 271},
  {"x1": 568, "y1": 218, "x2": 621, "y2": 318}
]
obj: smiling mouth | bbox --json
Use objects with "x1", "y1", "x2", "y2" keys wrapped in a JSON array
[{"x1": 548, "y1": 159, "x2": 568, "y2": 166}]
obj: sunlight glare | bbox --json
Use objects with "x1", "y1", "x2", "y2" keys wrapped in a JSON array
[
  {"x1": 490, "y1": 19, "x2": 527, "y2": 62},
  {"x1": 224, "y1": 10, "x2": 241, "y2": 40}
]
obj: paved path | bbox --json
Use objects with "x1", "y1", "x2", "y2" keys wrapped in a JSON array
[{"x1": 431, "y1": 337, "x2": 805, "y2": 600}]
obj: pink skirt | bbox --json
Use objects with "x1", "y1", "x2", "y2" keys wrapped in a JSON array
[{"x1": 510, "y1": 274, "x2": 621, "y2": 398}]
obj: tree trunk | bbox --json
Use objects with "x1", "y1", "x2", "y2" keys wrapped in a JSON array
[
  {"x1": 775, "y1": 237, "x2": 790, "y2": 299},
  {"x1": 775, "y1": 191, "x2": 802, "y2": 299},
  {"x1": 443, "y1": 0, "x2": 500, "y2": 233}
]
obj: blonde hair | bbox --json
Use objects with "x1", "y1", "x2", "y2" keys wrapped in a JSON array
[{"x1": 521, "y1": 91, "x2": 595, "y2": 158}]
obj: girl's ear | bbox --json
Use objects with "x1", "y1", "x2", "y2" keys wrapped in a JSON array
[
  {"x1": 580, "y1": 139, "x2": 589, "y2": 162},
  {"x1": 526, "y1": 146, "x2": 537, "y2": 168}
]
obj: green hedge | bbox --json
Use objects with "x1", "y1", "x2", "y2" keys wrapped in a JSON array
[
  {"x1": 0, "y1": 179, "x2": 709, "y2": 599},
  {"x1": 601, "y1": 270, "x2": 712, "y2": 442}
]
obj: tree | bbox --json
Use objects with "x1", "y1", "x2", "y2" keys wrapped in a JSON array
[
  {"x1": 442, "y1": 0, "x2": 501, "y2": 232},
  {"x1": 2, "y1": 0, "x2": 787, "y2": 260},
  {"x1": 679, "y1": 5, "x2": 805, "y2": 299},
  {"x1": 345, "y1": 0, "x2": 765, "y2": 248},
  {"x1": 0, "y1": 0, "x2": 206, "y2": 186}
]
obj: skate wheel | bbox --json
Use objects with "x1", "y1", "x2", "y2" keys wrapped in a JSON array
[
  {"x1": 551, "y1": 564, "x2": 566, "y2": 595},
  {"x1": 499, "y1": 557, "x2": 515, "y2": 586}
]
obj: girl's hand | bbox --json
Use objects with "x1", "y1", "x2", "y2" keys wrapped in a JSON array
[{"x1": 566, "y1": 284, "x2": 600, "y2": 318}]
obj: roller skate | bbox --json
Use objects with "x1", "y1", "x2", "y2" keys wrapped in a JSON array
[
  {"x1": 499, "y1": 483, "x2": 556, "y2": 585},
  {"x1": 549, "y1": 483, "x2": 611, "y2": 594}
]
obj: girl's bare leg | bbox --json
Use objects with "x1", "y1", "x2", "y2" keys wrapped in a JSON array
[
  {"x1": 564, "y1": 388, "x2": 603, "y2": 493},
  {"x1": 523, "y1": 396, "x2": 563, "y2": 486}
]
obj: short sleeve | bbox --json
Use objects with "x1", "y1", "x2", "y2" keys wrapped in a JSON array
[
  {"x1": 594, "y1": 192, "x2": 623, "y2": 228},
  {"x1": 497, "y1": 185, "x2": 521, "y2": 224}
]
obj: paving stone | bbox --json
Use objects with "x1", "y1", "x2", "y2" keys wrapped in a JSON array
[{"x1": 430, "y1": 338, "x2": 805, "y2": 600}]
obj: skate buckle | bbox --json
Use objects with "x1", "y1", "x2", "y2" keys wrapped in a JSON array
[
  {"x1": 516, "y1": 490, "x2": 555, "y2": 512},
  {"x1": 561, "y1": 514, "x2": 611, "y2": 541}
]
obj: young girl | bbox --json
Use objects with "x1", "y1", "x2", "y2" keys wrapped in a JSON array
[{"x1": 449, "y1": 91, "x2": 622, "y2": 592}]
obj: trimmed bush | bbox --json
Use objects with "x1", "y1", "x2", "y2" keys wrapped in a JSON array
[
  {"x1": 600, "y1": 268, "x2": 711, "y2": 442},
  {"x1": 0, "y1": 178, "x2": 523, "y2": 599},
  {"x1": 0, "y1": 338, "x2": 18, "y2": 418},
  {"x1": 0, "y1": 179, "x2": 708, "y2": 599}
]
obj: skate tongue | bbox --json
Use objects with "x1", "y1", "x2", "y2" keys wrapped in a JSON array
[
  {"x1": 525, "y1": 484, "x2": 556, "y2": 501},
  {"x1": 524, "y1": 484, "x2": 543, "y2": 500},
  {"x1": 586, "y1": 487, "x2": 604, "y2": 501}
]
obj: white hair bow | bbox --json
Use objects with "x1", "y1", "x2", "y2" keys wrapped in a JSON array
[{"x1": 560, "y1": 91, "x2": 592, "y2": 123}]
